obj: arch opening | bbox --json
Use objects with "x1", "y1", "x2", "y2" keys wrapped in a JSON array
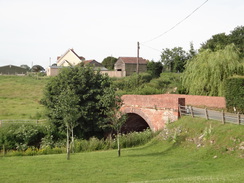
[{"x1": 121, "y1": 113, "x2": 150, "y2": 133}]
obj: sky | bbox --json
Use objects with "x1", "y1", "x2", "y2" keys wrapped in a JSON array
[{"x1": 0, "y1": 0, "x2": 243, "y2": 69}]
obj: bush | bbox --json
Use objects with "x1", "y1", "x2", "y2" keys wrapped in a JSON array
[
  {"x1": 112, "y1": 73, "x2": 153, "y2": 92},
  {"x1": 225, "y1": 76, "x2": 244, "y2": 113},
  {"x1": 0, "y1": 123, "x2": 47, "y2": 151},
  {"x1": 0, "y1": 129, "x2": 158, "y2": 156}
]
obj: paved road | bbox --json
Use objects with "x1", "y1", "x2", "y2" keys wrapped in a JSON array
[{"x1": 182, "y1": 106, "x2": 244, "y2": 125}]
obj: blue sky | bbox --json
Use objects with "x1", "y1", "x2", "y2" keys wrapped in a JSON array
[{"x1": 0, "y1": 0, "x2": 243, "y2": 68}]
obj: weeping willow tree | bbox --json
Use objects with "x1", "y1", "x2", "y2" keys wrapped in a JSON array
[{"x1": 182, "y1": 44, "x2": 244, "y2": 96}]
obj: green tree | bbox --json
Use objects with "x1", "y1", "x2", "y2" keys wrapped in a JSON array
[
  {"x1": 101, "y1": 56, "x2": 117, "y2": 70},
  {"x1": 42, "y1": 65, "x2": 118, "y2": 140},
  {"x1": 200, "y1": 26, "x2": 244, "y2": 57},
  {"x1": 55, "y1": 88, "x2": 81, "y2": 160},
  {"x1": 182, "y1": 44, "x2": 244, "y2": 96},
  {"x1": 161, "y1": 47, "x2": 188, "y2": 73},
  {"x1": 100, "y1": 88, "x2": 127, "y2": 157},
  {"x1": 229, "y1": 26, "x2": 244, "y2": 57},
  {"x1": 200, "y1": 33, "x2": 229, "y2": 52},
  {"x1": 147, "y1": 60, "x2": 163, "y2": 78},
  {"x1": 188, "y1": 42, "x2": 197, "y2": 60}
]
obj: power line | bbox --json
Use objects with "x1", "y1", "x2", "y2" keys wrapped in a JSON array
[
  {"x1": 142, "y1": 0, "x2": 209, "y2": 44},
  {"x1": 140, "y1": 43, "x2": 162, "y2": 53}
]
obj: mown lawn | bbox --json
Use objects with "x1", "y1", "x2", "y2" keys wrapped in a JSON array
[
  {"x1": 0, "y1": 76, "x2": 47, "y2": 119},
  {"x1": 1, "y1": 138, "x2": 243, "y2": 183}
]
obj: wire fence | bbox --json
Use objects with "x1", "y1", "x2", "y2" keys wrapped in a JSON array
[
  {"x1": 0, "y1": 119, "x2": 47, "y2": 127},
  {"x1": 179, "y1": 105, "x2": 244, "y2": 125}
]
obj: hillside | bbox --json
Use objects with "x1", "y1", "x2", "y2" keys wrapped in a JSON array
[
  {"x1": 0, "y1": 73, "x2": 182, "y2": 120},
  {"x1": 0, "y1": 75, "x2": 48, "y2": 119}
]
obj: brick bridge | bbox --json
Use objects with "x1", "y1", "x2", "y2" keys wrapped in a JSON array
[{"x1": 120, "y1": 94, "x2": 226, "y2": 132}]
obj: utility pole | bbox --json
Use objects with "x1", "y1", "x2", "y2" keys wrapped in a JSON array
[{"x1": 136, "y1": 42, "x2": 140, "y2": 74}]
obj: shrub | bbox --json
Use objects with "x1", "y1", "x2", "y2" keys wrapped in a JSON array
[
  {"x1": 225, "y1": 76, "x2": 244, "y2": 113},
  {"x1": 0, "y1": 123, "x2": 47, "y2": 151}
]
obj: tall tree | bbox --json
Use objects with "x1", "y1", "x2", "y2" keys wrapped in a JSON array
[
  {"x1": 147, "y1": 60, "x2": 163, "y2": 78},
  {"x1": 101, "y1": 56, "x2": 117, "y2": 70},
  {"x1": 188, "y1": 42, "x2": 197, "y2": 60},
  {"x1": 99, "y1": 87, "x2": 127, "y2": 157},
  {"x1": 55, "y1": 88, "x2": 81, "y2": 160},
  {"x1": 200, "y1": 33, "x2": 229, "y2": 52},
  {"x1": 200, "y1": 25, "x2": 244, "y2": 57},
  {"x1": 182, "y1": 44, "x2": 244, "y2": 96},
  {"x1": 161, "y1": 47, "x2": 188, "y2": 73},
  {"x1": 229, "y1": 26, "x2": 244, "y2": 57},
  {"x1": 42, "y1": 65, "x2": 118, "y2": 140}
]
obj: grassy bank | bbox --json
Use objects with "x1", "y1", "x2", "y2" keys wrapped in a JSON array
[
  {"x1": 0, "y1": 117, "x2": 243, "y2": 183},
  {"x1": 0, "y1": 76, "x2": 47, "y2": 119}
]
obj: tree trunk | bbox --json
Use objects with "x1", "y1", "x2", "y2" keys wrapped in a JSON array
[
  {"x1": 66, "y1": 127, "x2": 70, "y2": 160},
  {"x1": 71, "y1": 128, "x2": 74, "y2": 153},
  {"x1": 117, "y1": 132, "x2": 120, "y2": 157}
]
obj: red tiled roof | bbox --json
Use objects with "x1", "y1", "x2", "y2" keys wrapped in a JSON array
[
  {"x1": 83, "y1": 60, "x2": 94, "y2": 65},
  {"x1": 119, "y1": 57, "x2": 148, "y2": 64}
]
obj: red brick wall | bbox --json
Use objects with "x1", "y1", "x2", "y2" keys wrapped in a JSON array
[
  {"x1": 122, "y1": 94, "x2": 226, "y2": 109},
  {"x1": 163, "y1": 94, "x2": 226, "y2": 108},
  {"x1": 121, "y1": 95, "x2": 180, "y2": 110}
]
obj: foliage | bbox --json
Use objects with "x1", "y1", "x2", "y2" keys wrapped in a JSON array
[
  {"x1": 112, "y1": 73, "x2": 153, "y2": 93},
  {"x1": 112, "y1": 72, "x2": 182, "y2": 95},
  {"x1": 182, "y1": 44, "x2": 244, "y2": 96},
  {"x1": 224, "y1": 76, "x2": 244, "y2": 113},
  {"x1": 0, "y1": 123, "x2": 47, "y2": 151},
  {"x1": 200, "y1": 25, "x2": 244, "y2": 57},
  {"x1": 1, "y1": 129, "x2": 157, "y2": 156},
  {"x1": 161, "y1": 47, "x2": 189, "y2": 73},
  {"x1": 147, "y1": 60, "x2": 163, "y2": 78},
  {"x1": 200, "y1": 33, "x2": 229, "y2": 51},
  {"x1": 54, "y1": 88, "x2": 81, "y2": 159},
  {"x1": 42, "y1": 65, "x2": 118, "y2": 139},
  {"x1": 101, "y1": 56, "x2": 117, "y2": 70}
]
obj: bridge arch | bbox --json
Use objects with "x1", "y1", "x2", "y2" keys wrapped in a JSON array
[{"x1": 121, "y1": 107, "x2": 154, "y2": 132}]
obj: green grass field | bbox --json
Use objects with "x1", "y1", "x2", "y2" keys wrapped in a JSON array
[
  {"x1": 0, "y1": 76, "x2": 243, "y2": 182},
  {"x1": 0, "y1": 139, "x2": 243, "y2": 183},
  {"x1": 1, "y1": 117, "x2": 244, "y2": 183},
  {"x1": 0, "y1": 76, "x2": 47, "y2": 119}
]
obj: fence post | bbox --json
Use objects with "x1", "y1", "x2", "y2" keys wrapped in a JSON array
[
  {"x1": 222, "y1": 110, "x2": 225, "y2": 124},
  {"x1": 190, "y1": 106, "x2": 194, "y2": 118},
  {"x1": 0, "y1": 120, "x2": 2, "y2": 128},
  {"x1": 178, "y1": 105, "x2": 182, "y2": 117},
  {"x1": 205, "y1": 108, "x2": 209, "y2": 120},
  {"x1": 237, "y1": 112, "x2": 240, "y2": 125}
]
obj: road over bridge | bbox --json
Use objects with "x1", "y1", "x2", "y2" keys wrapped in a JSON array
[{"x1": 120, "y1": 94, "x2": 226, "y2": 132}]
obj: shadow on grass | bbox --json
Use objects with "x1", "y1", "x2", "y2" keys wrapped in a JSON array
[
  {"x1": 125, "y1": 142, "x2": 180, "y2": 158},
  {"x1": 124, "y1": 135, "x2": 187, "y2": 158}
]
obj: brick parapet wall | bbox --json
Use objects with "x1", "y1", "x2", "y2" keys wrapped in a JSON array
[
  {"x1": 121, "y1": 95, "x2": 180, "y2": 110},
  {"x1": 122, "y1": 94, "x2": 226, "y2": 109},
  {"x1": 163, "y1": 94, "x2": 226, "y2": 109}
]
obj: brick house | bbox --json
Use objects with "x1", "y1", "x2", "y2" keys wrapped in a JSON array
[{"x1": 114, "y1": 57, "x2": 148, "y2": 76}]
